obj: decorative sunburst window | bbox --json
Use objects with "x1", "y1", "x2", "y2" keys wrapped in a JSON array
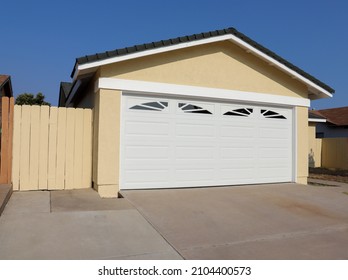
[
  {"x1": 223, "y1": 108, "x2": 253, "y2": 117},
  {"x1": 178, "y1": 103, "x2": 212, "y2": 114},
  {"x1": 130, "y1": 101, "x2": 168, "y2": 111},
  {"x1": 261, "y1": 109, "x2": 286, "y2": 119}
]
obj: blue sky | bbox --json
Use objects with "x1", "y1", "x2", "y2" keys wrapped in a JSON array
[{"x1": 1, "y1": 0, "x2": 347, "y2": 108}]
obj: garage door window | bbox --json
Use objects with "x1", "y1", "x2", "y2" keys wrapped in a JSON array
[
  {"x1": 223, "y1": 108, "x2": 253, "y2": 117},
  {"x1": 178, "y1": 103, "x2": 212, "y2": 114},
  {"x1": 130, "y1": 101, "x2": 168, "y2": 111},
  {"x1": 261, "y1": 109, "x2": 286, "y2": 119}
]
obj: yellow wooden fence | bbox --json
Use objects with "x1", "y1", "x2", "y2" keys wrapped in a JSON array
[
  {"x1": 321, "y1": 138, "x2": 348, "y2": 170},
  {"x1": 12, "y1": 105, "x2": 93, "y2": 191}
]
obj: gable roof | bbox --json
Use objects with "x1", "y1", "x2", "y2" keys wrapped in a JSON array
[
  {"x1": 71, "y1": 27, "x2": 334, "y2": 99},
  {"x1": 313, "y1": 107, "x2": 348, "y2": 126}
]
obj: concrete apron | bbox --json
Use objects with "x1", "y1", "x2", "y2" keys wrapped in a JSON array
[
  {"x1": 121, "y1": 183, "x2": 348, "y2": 260},
  {"x1": 0, "y1": 184, "x2": 12, "y2": 216},
  {"x1": 0, "y1": 189, "x2": 182, "y2": 260}
]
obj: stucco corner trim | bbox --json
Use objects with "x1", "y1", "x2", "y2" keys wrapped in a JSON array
[{"x1": 97, "y1": 78, "x2": 310, "y2": 107}]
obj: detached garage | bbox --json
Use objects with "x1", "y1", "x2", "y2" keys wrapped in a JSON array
[{"x1": 61, "y1": 27, "x2": 334, "y2": 197}]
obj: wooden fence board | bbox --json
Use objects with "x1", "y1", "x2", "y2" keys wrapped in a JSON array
[
  {"x1": 73, "y1": 109, "x2": 84, "y2": 189},
  {"x1": 55, "y1": 107, "x2": 67, "y2": 190},
  {"x1": 19, "y1": 106, "x2": 31, "y2": 190},
  {"x1": 82, "y1": 109, "x2": 92, "y2": 188},
  {"x1": 65, "y1": 108, "x2": 75, "y2": 189},
  {"x1": 29, "y1": 105, "x2": 40, "y2": 190},
  {"x1": 47, "y1": 107, "x2": 58, "y2": 189},
  {"x1": 12, "y1": 105, "x2": 21, "y2": 190},
  {"x1": 39, "y1": 106, "x2": 49, "y2": 190},
  {"x1": 0, "y1": 98, "x2": 9, "y2": 184}
]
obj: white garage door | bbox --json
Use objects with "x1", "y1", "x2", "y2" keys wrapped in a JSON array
[{"x1": 120, "y1": 94, "x2": 293, "y2": 190}]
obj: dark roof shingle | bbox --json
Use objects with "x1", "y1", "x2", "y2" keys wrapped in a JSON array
[{"x1": 0, "y1": 75, "x2": 10, "y2": 86}]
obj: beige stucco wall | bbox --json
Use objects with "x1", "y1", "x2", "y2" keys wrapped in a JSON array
[
  {"x1": 308, "y1": 122, "x2": 322, "y2": 168},
  {"x1": 92, "y1": 89, "x2": 121, "y2": 197},
  {"x1": 101, "y1": 41, "x2": 308, "y2": 99},
  {"x1": 296, "y1": 107, "x2": 308, "y2": 184}
]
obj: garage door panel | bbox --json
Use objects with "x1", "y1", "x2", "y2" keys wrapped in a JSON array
[
  {"x1": 258, "y1": 147, "x2": 290, "y2": 158},
  {"x1": 220, "y1": 158, "x2": 255, "y2": 167},
  {"x1": 257, "y1": 138, "x2": 290, "y2": 148},
  {"x1": 175, "y1": 124, "x2": 215, "y2": 137},
  {"x1": 219, "y1": 168, "x2": 255, "y2": 180},
  {"x1": 219, "y1": 139, "x2": 255, "y2": 148},
  {"x1": 258, "y1": 167, "x2": 291, "y2": 180},
  {"x1": 121, "y1": 95, "x2": 293, "y2": 189},
  {"x1": 258, "y1": 128, "x2": 290, "y2": 139},
  {"x1": 175, "y1": 159, "x2": 215, "y2": 169},
  {"x1": 124, "y1": 170, "x2": 170, "y2": 183},
  {"x1": 220, "y1": 126, "x2": 255, "y2": 138},
  {"x1": 125, "y1": 117, "x2": 170, "y2": 131},
  {"x1": 220, "y1": 147, "x2": 255, "y2": 159},
  {"x1": 125, "y1": 146, "x2": 169, "y2": 159},
  {"x1": 175, "y1": 147, "x2": 215, "y2": 159},
  {"x1": 175, "y1": 169, "x2": 215, "y2": 181},
  {"x1": 258, "y1": 159, "x2": 291, "y2": 167}
]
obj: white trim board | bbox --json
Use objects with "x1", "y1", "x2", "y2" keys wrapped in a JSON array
[
  {"x1": 74, "y1": 34, "x2": 332, "y2": 98},
  {"x1": 308, "y1": 118, "x2": 326, "y2": 123},
  {"x1": 97, "y1": 78, "x2": 310, "y2": 107}
]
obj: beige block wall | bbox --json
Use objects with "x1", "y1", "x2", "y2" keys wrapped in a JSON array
[
  {"x1": 92, "y1": 89, "x2": 121, "y2": 197},
  {"x1": 296, "y1": 106, "x2": 308, "y2": 184},
  {"x1": 101, "y1": 41, "x2": 308, "y2": 99},
  {"x1": 308, "y1": 122, "x2": 322, "y2": 168}
]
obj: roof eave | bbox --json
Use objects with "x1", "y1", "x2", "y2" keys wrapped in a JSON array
[{"x1": 308, "y1": 118, "x2": 326, "y2": 123}]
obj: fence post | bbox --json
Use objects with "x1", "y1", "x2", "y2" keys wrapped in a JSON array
[{"x1": 0, "y1": 97, "x2": 14, "y2": 184}]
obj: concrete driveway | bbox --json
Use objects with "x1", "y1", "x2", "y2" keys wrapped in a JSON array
[
  {"x1": 1, "y1": 183, "x2": 348, "y2": 259},
  {"x1": 121, "y1": 183, "x2": 348, "y2": 259},
  {"x1": 0, "y1": 189, "x2": 181, "y2": 260}
]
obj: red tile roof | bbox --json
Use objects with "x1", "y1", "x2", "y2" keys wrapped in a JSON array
[
  {"x1": 0, "y1": 75, "x2": 9, "y2": 85},
  {"x1": 314, "y1": 106, "x2": 348, "y2": 126}
]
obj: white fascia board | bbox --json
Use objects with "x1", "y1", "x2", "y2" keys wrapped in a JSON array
[
  {"x1": 97, "y1": 78, "x2": 310, "y2": 107},
  {"x1": 73, "y1": 35, "x2": 233, "y2": 81},
  {"x1": 75, "y1": 34, "x2": 332, "y2": 98},
  {"x1": 308, "y1": 118, "x2": 326, "y2": 123}
]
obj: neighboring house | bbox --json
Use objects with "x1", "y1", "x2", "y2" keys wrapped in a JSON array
[
  {"x1": 0, "y1": 75, "x2": 13, "y2": 98},
  {"x1": 58, "y1": 82, "x2": 72, "y2": 107},
  {"x1": 312, "y1": 107, "x2": 348, "y2": 138},
  {"x1": 308, "y1": 107, "x2": 348, "y2": 170},
  {"x1": 60, "y1": 27, "x2": 334, "y2": 197},
  {"x1": 0, "y1": 75, "x2": 13, "y2": 125}
]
